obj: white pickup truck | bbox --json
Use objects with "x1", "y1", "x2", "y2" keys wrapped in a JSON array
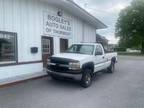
[{"x1": 47, "y1": 43, "x2": 117, "y2": 88}]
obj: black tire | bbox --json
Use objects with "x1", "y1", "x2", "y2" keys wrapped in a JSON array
[
  {"x1": 107, "y1": 62, "x2": 115, "y2": 73},
  {"x1": 81, "y1": 69, "x2": 92, "y2": 88}
]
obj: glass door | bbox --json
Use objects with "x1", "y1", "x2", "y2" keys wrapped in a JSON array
[{"x1": 42, "y1": 36, "x2": 53, "y2": 68}]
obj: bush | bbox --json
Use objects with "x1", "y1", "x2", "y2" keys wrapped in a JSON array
[
  {"x1": 114, "y1": 47, "x2": 126, "y2": 52},
  {"x1": 118, "y1": 52, "x2": 144, "y2": 56}
]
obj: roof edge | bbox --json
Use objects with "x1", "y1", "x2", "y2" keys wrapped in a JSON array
[{"x1": 68, "y1": 0, "x2": 107, "y2": 29}]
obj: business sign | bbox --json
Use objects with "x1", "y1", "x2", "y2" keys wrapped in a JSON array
[{"x1": 43, "y1": 11, "x2": 72, "y2": 37}]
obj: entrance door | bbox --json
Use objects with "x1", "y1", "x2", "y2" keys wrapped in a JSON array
[
  {"x1": 60, "y1": 38, "x2": 68, "y2": 52},
  {"x1": 42, "y1": 36, "x2": 53, "y2": 68}
]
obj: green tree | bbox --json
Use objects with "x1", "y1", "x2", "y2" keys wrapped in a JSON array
[{"x1": 115, "y1": 0, "x2": 144, "y2": 53}]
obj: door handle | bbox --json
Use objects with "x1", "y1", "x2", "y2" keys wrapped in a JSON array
[{"x1": 102, "y1": 56, "x2": 105, "y2": 59}]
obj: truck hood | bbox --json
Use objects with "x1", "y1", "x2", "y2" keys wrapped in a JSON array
[{"x1": 52, "y1": 53, "x2": 92, "y2": 61}]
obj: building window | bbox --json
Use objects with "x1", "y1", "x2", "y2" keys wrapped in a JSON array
[
  {"x1": 42, "y1": 37, "x2": 51, "y2": 54},
  {"x1": 0, "y1": 31, "x2": 17, "y2": 63}
]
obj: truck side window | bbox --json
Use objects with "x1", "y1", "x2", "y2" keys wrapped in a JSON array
[{"x1": 95, "y1": 45, "x2": 103, "y2": 55}]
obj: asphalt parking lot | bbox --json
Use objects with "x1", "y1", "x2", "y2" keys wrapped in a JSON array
[{"x1": 0, "y1": 55, "x2": 144, "y2": 108}]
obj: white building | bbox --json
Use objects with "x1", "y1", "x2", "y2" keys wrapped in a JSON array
[{"x1": 0, "y1": 0, "x2": 106, "y2": 85}]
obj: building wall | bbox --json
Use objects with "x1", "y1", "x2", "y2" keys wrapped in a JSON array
[
  {"x1": 0, "y1": 0, "x2": 96, "y2": 84},
  {"x1": 83, "y1": 22, "x2": 96, "y2": 42}
]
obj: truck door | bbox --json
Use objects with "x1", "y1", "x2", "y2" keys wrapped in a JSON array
[{"x1": 94, "y1": 45, "x2": 106, "y2": 72}]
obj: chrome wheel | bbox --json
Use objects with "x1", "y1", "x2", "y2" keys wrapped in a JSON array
[
  {"x1": 81, "y1": 69, "x2": 92, "y2": 88},
  {"x1": 85, "y1": 74, "x2": 91, "y2": 85},
  {"x1": 107, "y1": 62, "x2": 115, "y2": 73}
]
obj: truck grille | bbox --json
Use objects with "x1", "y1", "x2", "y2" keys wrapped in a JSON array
[
  {"x1": 49, "y1": 65, "x2": 69, "y2": 72},
  {"x1": 50, "y1": 57, "x2": 70, "y2": 65},
  {"x1": 48, "y1": 57, "x2": 75, "y2": 73}
]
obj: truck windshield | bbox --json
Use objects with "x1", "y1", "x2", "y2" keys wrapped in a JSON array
[{"x1": 66, "y1": 44, "x2": 94, "y2": 55}]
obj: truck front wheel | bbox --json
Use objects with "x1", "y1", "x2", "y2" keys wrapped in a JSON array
[{"x1": 81, "y1": 69, "x2": 92, "y2": 88}]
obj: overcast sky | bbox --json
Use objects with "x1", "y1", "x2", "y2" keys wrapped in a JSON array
[{"x1": 74, "y1": 0, "x2": 132, "y2": 44}]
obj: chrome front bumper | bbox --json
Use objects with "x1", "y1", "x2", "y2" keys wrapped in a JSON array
[{"x1": 47, "y1": 69, "x2": 82, "y2": 80}]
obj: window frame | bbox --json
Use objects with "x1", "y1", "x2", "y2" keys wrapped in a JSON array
[
  {"x1": 95, "y1": 45, "x2": 103, "y2": 55},
  {"x1": 42, "y1": 38, "x2": 51, "y2": 54},
  {"x1": 0, "y1": 31, "x2": 18, "y2": 65},
  {"x1": 66, "y1": 44, "x2": 95, "y2": 55}
]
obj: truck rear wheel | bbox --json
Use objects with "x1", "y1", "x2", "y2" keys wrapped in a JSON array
[
  {"x1": 81, "y1": 69, "x2": 92, "y2": 88},
  {"x1": 107, "y1": 62, "x2": 115, "y2": 73}
]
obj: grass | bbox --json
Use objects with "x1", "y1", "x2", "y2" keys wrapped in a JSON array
[{"x1": 118, "y1": 52, "x2": 144, "y2": 56}]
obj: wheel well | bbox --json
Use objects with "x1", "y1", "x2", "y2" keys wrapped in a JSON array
[{"x1": 82, "y1": 62, "x2": 94, "y2": 73}]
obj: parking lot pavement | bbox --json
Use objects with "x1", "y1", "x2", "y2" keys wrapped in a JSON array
[{"x1": 0, "y1": 55, "x2": 144, "y2": 108}]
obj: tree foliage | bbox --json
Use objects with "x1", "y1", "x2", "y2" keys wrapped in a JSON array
[{"x1": 115, "y1": 0, "x2": 144, "y2": 53}]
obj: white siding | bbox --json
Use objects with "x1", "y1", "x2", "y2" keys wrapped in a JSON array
[
  {"x1": 0, "y1": 0, "x2": 97, "y2": 84},
  {"x1": 71, "y1": 17, "x2": 83, "y2": 43},
  {"x1": 83, "y1": 22, "x2": 96, "y2": 42}
]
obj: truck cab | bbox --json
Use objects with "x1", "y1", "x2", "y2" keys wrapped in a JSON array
[{"x1": 47, "y1": 43, "x2": 117, "y2": 88}]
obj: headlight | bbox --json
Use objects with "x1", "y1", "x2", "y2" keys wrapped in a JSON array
[{"x1": 69, "y1": 62, "x2": 80, "y2": 70}]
